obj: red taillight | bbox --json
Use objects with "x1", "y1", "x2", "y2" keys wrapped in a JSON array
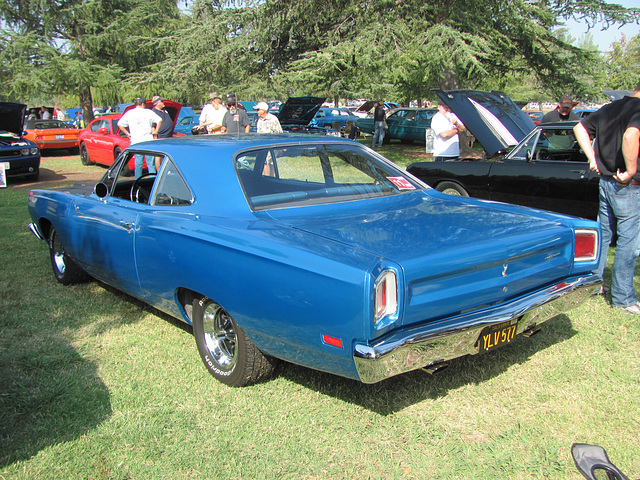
[
  {"x1": 374, "y1": 270, "x2": 398, "y2": 324},
  {"x1": 575, "y1": 229, "x2": 598, "y2": 262},
  {"x1": 322, "y1": 335, "x2": 342, "y2": 348}
]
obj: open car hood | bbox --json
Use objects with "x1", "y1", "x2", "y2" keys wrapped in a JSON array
[
  {"x1": 123, "y1": 99, "x2": 182, "y2": 127},
  {"x1": 0, "y1": 102, "x2": 27, "y2": 135},
  {"x1": 603, "y1": 90, "x2": 632, "y2": 101},
  {"x1": 277, "y1": 96, "x2": 325, "y2": 126},
  {"x1": 434, "y1": 90, "x2": 536, "y2": 156}
]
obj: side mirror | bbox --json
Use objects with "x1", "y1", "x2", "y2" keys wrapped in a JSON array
[
  {"x1": 94, "y1": 182, "x2": 108, "y2": 199},
  {"x1": 98, "y1": 127, "x2": 108, "y2": 134},
  {"x1": 572, "y1": 443, "x2": 630, "y2": 480}
]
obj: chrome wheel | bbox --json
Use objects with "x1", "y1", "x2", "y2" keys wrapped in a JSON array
[{"x1": 202, "y1": 302, "x2": 237, "y2": 372}]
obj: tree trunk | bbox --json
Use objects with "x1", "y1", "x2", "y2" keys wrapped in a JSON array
[{"x1": 79, "y1": 87, "x2": 94, "y2": 125}]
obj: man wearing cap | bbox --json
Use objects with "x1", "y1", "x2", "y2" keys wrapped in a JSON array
[
  {"x1": 152, "y1": 96, "x2": 174, "y2": 171},
  {"x1": 221, "y1": 94, "x2": 251, "y2": 134},
  {"x1": 253, "y1": 102, "x2": 282, "y2": 133},
  {"x1": 117, "y1": 96, "x2": 162, "y2": 178},
  {"x1": 198, "y1": 92, "x2": 227, "y2": 134},
  {"x1": 541, "y1": 95, "x2": 579, "y2": 123},
  {"x1": 573, "y1": 80, "x2": 640, "y2": 314}
]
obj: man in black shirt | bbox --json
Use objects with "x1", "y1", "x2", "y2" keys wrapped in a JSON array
[
  {"x1": 221, "y1": 94, "x2": 251, "y2": 135},
  {"x1": 152, "y1": 96, "x2": 174, "y2": 171},
  {"x1": 574, "y1": 81, "x2": 640, "y2": 313},
  {"x1": 372, "y1": 100, "x2": 386, "y2": 148},
  {"x1": 541, "y1": 95, "x2": 579, "y2": 123}
]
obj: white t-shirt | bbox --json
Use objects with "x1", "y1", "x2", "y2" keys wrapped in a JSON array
[
  {"x1": 118, "y1": 107, "x2": 162, "y2": 144},
  {"x1": 431, "y1": 111, "x2": 462, "y2": 157},
  {"x1": 199, "y1": 103, "x2": 227, "y2": 133}
]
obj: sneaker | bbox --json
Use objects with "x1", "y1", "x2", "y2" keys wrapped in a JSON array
[
  {"x1": 617, "y1": 302, "x2": 640, "y2": 315},
  {"x1": 596, "y1": 286, "x2": 610, "y2": 295}
]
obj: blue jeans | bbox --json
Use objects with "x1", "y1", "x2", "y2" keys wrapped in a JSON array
[
  {"x1": 135, "y1": 154, "x2": 156, "y2": 179},
  {"x1": 596, "y1": 177, "x2": 640, "y2": 307},
  {"x1": 372, "y1": 121, "x2": 385, "y2": 147}
]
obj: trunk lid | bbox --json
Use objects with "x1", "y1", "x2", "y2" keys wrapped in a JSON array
[{"x1": 267, "y1": 192, "x2": 576, "y2": 326}]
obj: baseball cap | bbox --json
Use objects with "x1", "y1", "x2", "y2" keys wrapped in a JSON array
[
  {"x1": 560, "y1": 95, "x2": 573, "y2": 107},
  {"x1": 134, "y1": 96, "x2": 145, "y2": 105},
  {"x1": 254, "y1": 102, "x2": 269, "y2": 111},
  {"x1": 152, "y1": 95, "x2": 164, "y2": 105},
  {"x1": 226, "y1": 94, "x2": 237, "y2": 105},
  {"x1": 209, "y1": 92, "x2": 221, "y2": 100}
]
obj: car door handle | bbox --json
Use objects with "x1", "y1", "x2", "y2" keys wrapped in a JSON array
[
  {"x1": 570, "y1": 169, "x2": 587, "y2": 178},
  {"x1": 119, "y1": 220, "x2": 134, "y2": 231}
]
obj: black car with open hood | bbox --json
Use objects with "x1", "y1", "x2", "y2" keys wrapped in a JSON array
[
  {"x1": 407, "y1": 90, "x2": 598, "y2": 219},
  {"x1": 0, "y1": 102, "x2": 41, "y2": 182},
  {"x1": 277, "y1": 97, "x2": 340, "y2": 135}
]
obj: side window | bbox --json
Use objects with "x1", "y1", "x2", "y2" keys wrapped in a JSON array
[
  {"x1": 152, "y1": 158, "x2": 193, "y2": 206},
  {"x1": 90, "y1": 120, "x2": 105, "y2": 133},
  {"x1": 109, "y1": 151, "x2": 159, "y2": 203},
  {"x1": 509, "y1": 131, "x2": 540, "y2": 161}
]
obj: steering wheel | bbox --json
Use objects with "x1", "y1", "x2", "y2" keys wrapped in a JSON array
[{"x1": 130, "y1": 172, "x2": 156, "y2": 203}]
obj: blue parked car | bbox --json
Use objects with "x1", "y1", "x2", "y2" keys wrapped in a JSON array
[
  {"x1": 311, "y1": 107, "x2": 359, "y2": 130},
  {"x1": 174, "y1": 106, "x2": 199, "y2": 135},
  {"x1": 28, "y1": 134, "x2": 601, "y2": 386}
]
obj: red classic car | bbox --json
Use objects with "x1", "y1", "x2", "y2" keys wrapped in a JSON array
[{"x1": 78, "y1": 100, "x2": 183, "y2": 166}]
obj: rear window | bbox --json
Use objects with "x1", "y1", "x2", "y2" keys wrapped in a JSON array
[{"x1": 235, "y1": 143, "x2": 423, "y2": 210}]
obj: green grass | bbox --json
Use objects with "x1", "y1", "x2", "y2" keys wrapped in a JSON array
[{"x1": 1, "y1": 150, "x2": 640, "y2": 480}]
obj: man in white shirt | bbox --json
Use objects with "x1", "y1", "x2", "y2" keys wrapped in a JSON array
[
  {"x1": 198, "y1": 92, "x2": 227, "y2": 134},
  {"x1": 431, "y1": 103, "x2": 466, "y2": 161},
  {"x1": 117, "y1": 96, "x2": 162, "y2": 178}
]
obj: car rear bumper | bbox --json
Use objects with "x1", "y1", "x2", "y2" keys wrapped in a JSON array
[{"x1": 353, "y1": 274, "x2": 601, "y2": 383}]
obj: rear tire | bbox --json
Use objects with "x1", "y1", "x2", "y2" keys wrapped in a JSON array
[
  {"x1": 113, "y1": 146, "x2": 122, "y2": 163},
  {"x1": 192, "y1": 297, "x2": 277, "y2": 387},
  {"x1": 48, "y1": 227, "x2": 88, "y2": 285},
  {"x1": 80, "y1": 143, "x2": 92, "y2": 165},
  {"x1": 436, "y1": 181, "x2": 469, "y2": 197}
]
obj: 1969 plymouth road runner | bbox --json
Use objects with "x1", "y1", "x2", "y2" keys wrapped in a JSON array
[{"x1": 28, "y1": 134, "x2": 601, "y2": 386}]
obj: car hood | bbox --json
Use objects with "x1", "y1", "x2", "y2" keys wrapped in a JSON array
[
  {"x1": 0, "y1": 102, "x2": 27, "y2": 135},
  {"x1": 123, "y1": 100, "x2": 182, "y2": 126},
  {"x1": 603, "y1": 90, "x2": 632, "y2": 101},
  {"x1": 277, "y1": 96, "x2": 326, "y2": 126},
  {"x1": 434, "y1": 90, "x2": 536, "y2": 156}
]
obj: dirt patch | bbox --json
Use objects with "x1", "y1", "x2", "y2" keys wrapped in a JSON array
[{"x1": 4, "y1": 152, "x2": 106, "y2": 191}]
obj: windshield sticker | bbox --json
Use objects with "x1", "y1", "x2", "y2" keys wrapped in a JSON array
[{"x1": 388, "y1": 176, "x2": 415, "y2": 190}]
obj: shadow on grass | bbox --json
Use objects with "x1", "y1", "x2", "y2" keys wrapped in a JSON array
[
  {"x1": 277, "y1": 314, "x2": 577, "y2": 415},
  {"x1": 0, "y1": 335, "x2": 112, "y2": 467}
]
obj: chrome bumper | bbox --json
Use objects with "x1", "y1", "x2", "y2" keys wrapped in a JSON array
[
  {"x1": 354, "y1": 275, "x2": 601, "y2": 384},
  {"x1": 28, "y1": 222, "x2": 46, "y2": 241}
]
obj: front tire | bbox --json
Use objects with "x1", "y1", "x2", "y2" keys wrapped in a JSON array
[
  {"x1": 436, "y1": 181, "x2": 469, "y2": 197},
  {"x1": 192, "y1": 297, "x2": 277, "y2": 387},
  {"x1": 48, "y1": 227, "x2": 88, "y2": 285}
]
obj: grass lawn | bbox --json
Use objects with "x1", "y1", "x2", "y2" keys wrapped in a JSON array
[{"x1": 1, "y1": 146, "x2": 639, "y2": 480}]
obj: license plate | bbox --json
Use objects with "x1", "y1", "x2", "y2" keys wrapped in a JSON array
[
  {"x1": 55, "y1": 134, "x2": 64, "y2": 139},
  {"x1": 477, "y1": 320, "x2": 518, "y2": 353}
]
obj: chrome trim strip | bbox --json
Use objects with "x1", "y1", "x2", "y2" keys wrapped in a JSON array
[
  {"x1": 354, "y1": 275, "x2": 601, "y2": 384},
  {"x1": 28, "y1": 222, "x2": 45, "y2": 241}
]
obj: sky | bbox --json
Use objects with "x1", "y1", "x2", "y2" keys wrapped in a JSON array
[{"x1": 563, "y1": 0, "x2": 639, "y2": 51}]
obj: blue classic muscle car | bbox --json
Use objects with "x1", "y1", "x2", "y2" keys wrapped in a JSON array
[{"x1": 28, "y1": 134, "x2": 601, "y2": 386}]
